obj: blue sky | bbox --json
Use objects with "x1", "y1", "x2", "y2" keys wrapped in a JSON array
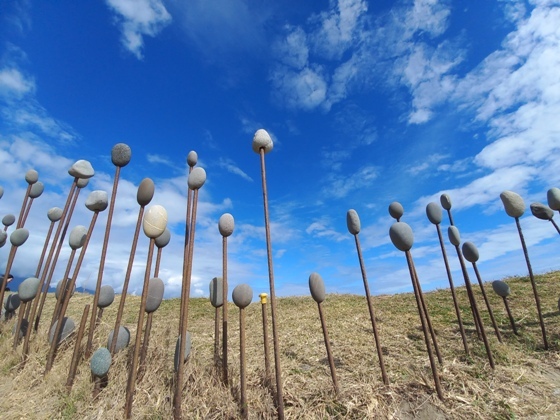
[{"x1": 1, "y1": 0, "x2": 560, "y2": 300}]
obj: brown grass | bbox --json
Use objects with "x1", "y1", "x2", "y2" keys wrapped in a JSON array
[{"x1": 1, "y1": 271, "x2": 560, "y2": 419}]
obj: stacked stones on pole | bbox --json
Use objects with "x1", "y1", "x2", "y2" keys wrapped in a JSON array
[
  {"x1": 492, "y1": 281, "x2": 518, "y2": 335},
  {"x1": 0, "y1": 228, "x2": 29, "y2": 320},
  {"x1": 232, "y1": 283, "x2": 253, "y2": 419},
  {"x1": 388, "y1": 201, "x2": 404, "y2": 221},
  {"x1": 218, "y1": 212, "x2": 234, "y2": 384}
]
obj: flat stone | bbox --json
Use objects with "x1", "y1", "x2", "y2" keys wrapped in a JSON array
[
  {"x1": 530, "y1": 202, "x2": 554, "y2": 221},
  {"x1": 90, "y1": 347, "x2": 112, "y2": 377},
  {"x1": 107, "y1": 326, "x2": 130, "y2": 352},
  {"x1": 143, "y1": 205, "x2": 168, "y2": 239},
  {"x1": 440, "y1": 194, "x2": 452, "y2": 210},
  {"x1": 462, "y1": 241, "x2": 479, "y2": 263},
  {"x1": 68, "y1": 160, "x2": 94, "y2": 179},
  {"x1": 500, "y1": 191, "x2": 525, "y2": 218},
  {"x1": 388, "y1": 202, "x2": 404, "y2": 220},
  {"x1": 18, "y1": 277, "x2": 40, "y2": 302},
  {"x1": 10, "y1": 228, "x2": 29, "y2": 247},
  {"x1": 187, "y1": 151, "x2": 198, "y2": 167},
  {"x1": 187, "y1": 167, "x2": 206, "y2": 190},
  {"x1": 137, "y1": 178, "x2": 155, "y2": 206},
  {"x1": 389, "y1": 222, "x2": 414, "y2": 252},
  {"x1": 2, "y1": 214, "x2": 15, "y2": 227},
  {"x1": 49, "y1": 317, "x2": 75, "y2": 345},
  {"x1": 426, "y1": 202, "x2": 442, "y2": 225},
  {"x1": 232, "y1": 284, "x2": 253, "y2": 309},
  {"x1": 252, "y1": 129, "x2": 273, "y2": 154},
  {"x1": 218, "y1": 213, "x2": 234, "y2": 237},
  {"x1": 155, "y1": 228, "x2": 171, "y2": 248},
  {"x1": 85, "y1": 190, "x2": 108, "y2": 212},
  {"x1": 146, "y1": 277, "x2": 164, "y2": 313},
  {"x1": 98, "y1": 285, "x2": 115, "y2": 308},
  {"x1": 111, "y1": 143, "x2": 131, "y2": 167},
  {"x1": 346, "y1": 209, "x2": 361, "y2": 235},
  {"x1": 29, "y1": 181, "x2": 44, "y2": 199},
  {"x1": 174, "y1": 332, "x2": 192, "y2": 372},
  {"x1": 309, "y1": 272, "x2": 325, "y2": 304},
  {"x1": 4, "y1": 293, "x2": 20, "y2": 311},
  {"x1": 448, "y1": 226, "x2": 461, "y2": 246},
  {"x1": 25, "y1": 169, "x2": 38, "y2": 184},
  {"x1": 209, "y1": 277, "x2": 224, "y2": 308},
  {"x1": 492, "y1": 280, "x2": 510, "y2": 298},
  {"x1": 69, "y1": 225, "x2": 88, "y2": 250}
]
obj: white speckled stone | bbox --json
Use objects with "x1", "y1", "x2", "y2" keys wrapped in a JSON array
[
  {"x1": 252, "y1": 129, "x2": 274, "y2": 154},
  {"x1": 346, "y1": 209, "x2": 361, "y2": 235},
  {"x1": 547, "y1": 187, "x2": 560, "y2": 211},
  {"x1": 107, "y1": 326, "x2": 130, "y2": 352},
  {"x1": 174, "y1": 332, "x2": 192, "y2": 372},
  {"x1": 111, "y1": 143, "x2": 131, "y2": 167},
  {"x1": 29, "y1": 182, "x2": 44, "y2": 199},
  {"x1": 232, "y1": 284, "x2": 253, "y2": 309},
  {"x1": 68, "y1": 160, "x2": 94, "y2": 179},
  {"x1": 492, "y1": 280, "x2": 510, "y2": 298},
  {"x1": 47, "y1": 207, "x2": 63, "y2": 223},
  {"x1": 10, "y1": 228, "x2": 29, "y2": 247},
  {"x1": 18, "y1": 277, "x2": 40, "y2": 302},
  {"x1": 530, "y1": 202, "x2": 554, "y2": 221},
  {"x1": 2, "y1": 214, "x2": 15, "y2": 227},
  {"x1": 155, "y1": 228, "x2": 171, "y2": 248},
  {"x1": 426, "y1": 202, "x2": 442, "y2": 225},
  {"x1": 500, "y1": 191, "x2": 525, "y2": 218},
  {"x1": 25, "y1": 169, "x2": 38, "y2": 184},
  {"x1": 187, "y1": 167, "x2": 206, "y2": 190},
  {"x1": 440, "y1": 194, "x2": 452, "y2": 210},
  {"x1": 49, "y1": 317, "x2": 75, "y2": 345},
  {"x1": 209, "y1": 277, "x2": 223, "y2": 308},
  {"x1": 98, "y1": 285, "x2": 115, "y2": 308},
  {"x1": 389, "y1": 222, "x2": 414, "y2": 252},
  {"x1": 143, "y1": 205, "x2": 168, "y2": 239},
  {"x1": 69, "y1": 225, "x2": 88, "y2": 250},
  {"x1": 462, "y1": 242, "x2": 479, "y2": 263},
  {"x1": 309, "y1": 272, "x2": 325, "y2": 304},
  {"x1": 388, "y1": 202, "x2": 404, "y2": 220},
  {"x1": 146, "y1": 277, "x2": 164, "y2": 313},
  {"x1": 137, "y1": 178, "x2": 155, "y2": 206},
  {"x1": 187, "y1": 151, "x2": 198, "y2": 167},
  {"x1": 90, "y1": 347, "x2": 112, "y2": 377},
  {"x1": 448, "y1": 226, "x2": 461, "y2": 246},
  {"x1": 85, "y1": 190, "x2": 109, "y2": 212},
  {"x1": 77, "y1": 178, "x2": 89, "y2": 188},
  {"x1": 218, "y1": 213, "x2": 234, "y2": 237}
]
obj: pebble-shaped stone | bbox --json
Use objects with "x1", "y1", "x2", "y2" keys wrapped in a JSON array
[
  {"x1": 18, "y1": 277, "x2": 40, "y2": 302},
  {"x1": 145, "y1": 277, "x2": 164, "y2": 313},
  {"x1": 68, "y1": 160, "x2": 94, "y2": 179},
  {"x1": 440, "y1": 194, "x2": 452, "y2": 210},
  {"x1": 218, "y1": 213, "x2": 234, "y2": 237},
  {"x1": 55, "y1": 279, "x2": 75, "y2": 300},
  {"x1": 143, "y1": 205, "x2": 168, "y2": 238},
  {"x1": 547, "y1": 187, "x2": 560, "y2": 211},
  {"x1": 492, "y1": 280, "x2": 510, "y2": 298},
  {"x1": 29, "y1": 181, "x2": 44, "y2": 199},
  {"x1": 77, "y1": 178, "x2": 89, "y2": 188},
  {"x1": 111, "y1": 143, "x2": 131, "y2": 167},
  {"x1": 346, "y1": 209, "x2": 361, "y2": 235},
  {"x1": 232, "y1": 284, "x2": 253, "y2": 309},
  {"x1": 137, "y1": 178, "x2": 155, "y2": 207},
  {"x1": 4, "y1": 293, "x2": 20, "y2": 311},
  {"x1": 90, "y1": 347, "x2": 112, "y2": 377},
  {"x1": 0, "y1": 232, "x2": 6, "y2": 248},
  {"x1": 2, "y1": 214, "x2": 15, "y2": 227},
  {"x1": 25, "y1": 169, "x2": 39, "y2": 184},
  {"x1": 107, "y1": 326, "x2": 130, "y2": 352},
  {"x1": 500, "y1": 190, "x2": 525, "y2": 218},
  {"x1": 309, "y1": 272, "x2": 325, "y2": 304},
  {"x1": 13, "y1": 319, "x2": 28, "y2": 339},
  {"x1": 209, "y1": 277, "x2": 223, "y2": 308},
  {"x1": 388, "y1": 202, "x2": 404, "y2": 220},
  {"x1": 448, "y1": 226, "x2": 461, "y2": 246},
  {"x1": 49, "y1": 317, "x2": 75, "y2": 345},
  {"x1": 426, "y1": 202, "x2": 442, "y2": 225},
  {"x1": 10, "y1": 228, "x2": 29, "y2": 247},
  {"x1": 69, "y1": 225, "x2": 88, "y2": 250},
  {"x1": 252, "y1": 129, "x2": 273, "y2": 154},
  {"x1": 85, "y1": 190, "x2": 109, "y2": 212},
  {"x1": 48, "y1": 207, "x2": 63, "y2": 222},
  {"x1": 98, "y1": 285, "x2": 115, "y2": 308},
  {"x1": 389, "y1": 222, "x2": 414, "y2": 252},
  {"x1": 187, "y1": 167, "x2": 206, "y2": 190},
  {"x1": 187, "y1": 151, "x2": 198, "y2": 167},
  {"x1": 155, "y1": 228, "x2": 171, "y2": 248},
  {"x1": 174, "y1": 332, "x2": 192, "y2": 372},
  {"x1": 462, "y1": 242, "x2": 479, "y2": 263},
  {"x1": 530, "y1": 202, "x2": 554, "y2": 221}
]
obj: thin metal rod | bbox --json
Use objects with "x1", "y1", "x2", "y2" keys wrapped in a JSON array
[
  {"x1": 66, "y1": 304, "x2": 90, "y2": 391},
  {"x1": 20, "y1": 197, "x2": 35, "y2": 228},
  {"x1": 502, "y1": 297, "x2": 518, "y2": 335},
  {"x1": 260, "y1": 295, "x2": 271, "y2": 383},
  {"x1": 16, "y1": 184, "x2": 32, "y2": 228},
  {"x1": 472, "y1": 263, "x2": 502, "y2": 343},
  {"x1": 138, "y1": 312, "x2": 153, "y2": 380},
  {"x1": 49, "y1": 249, "x2": 77, "y2": 329},
  {"x1": 317, "y1": 302, "x2": 339, "y2": 395},
  {"x1": 222, "y1": 236, "x2": 229, "y2": 384},
  {"x1": 353, "y1": 234, "x2": 389, "y2": 384},
  {"x1": 550, "y1": 218, "x2": 560, "y2": 235},
  {"x1": 35, "y1": 221, "x2": 56, "y2": 279},
  {"x1": 446, "y1": 208, "x2": 455, "y2": 227},
  {"x1": 239, "y1": 308, "x2": 248, "y2": 419},
  {"x1": 0, "y1": 246, "x2": 17, "y2": 321},
  {"x1": 12, "y1": 302, "x2": 27, "y2": 348},
  {"x1": 214, "y1": 306, "x2": 220, "y2": 366}
]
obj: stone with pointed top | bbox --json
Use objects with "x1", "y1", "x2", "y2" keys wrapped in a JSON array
[
  {"x1": 187, "y1": 167, "x2": 206, "y2": 190},
  {"x1": 426, "y1": 202, "x2": 442, "y2": 225},
  {"x1": 440, "y1": 194, "x2": 452, "y2": 210},
  {"x1": 388, "y1": 202, "x2": 404, "y2": 220},
  {"x1": 346, "y1": 209, "x2": 361, "y2": 235},
  {"x1": 448, "y1": 226, "x2": 461, "y2": 246},
  {"x1": 143, "y1": 205, "x2": 168, "y2": 238},
  {"x1": 174, "y1": 332, "x2": 192, "y2": 372},
  {"x1": 462, "y1": 241, "x2": 479, "y2": 263},
  {"x1": 69, "y1": 225, "x2": 88, "y2": 250},
  {"x1": 492, "y1": 280, "x2": 510, "y2": 298},
  {"x1": 218, "y1": 213, "x2": 234, "y2": 237},
  {"x1": 209, "y1": 277, "x2": 223, "y2": 308},
  {"x1": 232, "y1": 284, "x2": 253, "y2": 309},
  {"x1": 146, "y1": 277, "x2": 164, "y2": 313},
  {"x1": 29, "y1": 182, "x2": 44, "y2": 199},
  {"x1": 90, "y1": 347, "x2": 112, "y2": 377},
  {"x1": 18, "y1": 277, "x2": 40, "y2": 302},
  {"x1": 49, "y1": 317, "x2": 75, "y2": 345},
  {"x1": 25, "y1": 169, "x2": 38, "y2": 184},
  {"x1": 547, "y1": 188, "x2": 560, "y2": 210},
  {"x1": 252, "y1": 129, "x2": 274, "y2": 154},
  {"x1": 86, "y1": 190, "x2": 109, "y2": 212},
  {"x1": 155, "y1": 228, "x2": 171, "y2": 248},
  {"x1": 111, "y1": 143, "x2": 131, "y2": 167},
  {"x1": 2, "y1": 214, "x2": 15, "y2": 227},
  {"x1": 10, "y1": 228, "x2": 29, "y2": 247},
  {"x1": 187, "y1": 151, "x2": 198, "y2": 167},
  {"x1": 309, "y1": 272, "x2": 325, "y2": 304},
  {"x1": 107, "y1": 326, "x2": 130, "y2": 352},
  {"x1": 500, "y1": 191, "x2": 525, "y2": 218},
  {"x1": 98, "y1": 285, "x2": 115, "y2": 309},
  {"x1": 137, "y1": 178, "x2": 155, "y2": 207},
  {"x1": 389, "y1": 222, "x2": 414, "y2": 252},
  {"x1": 48, "y1": 207, "x2": 63, "y2": 222},
  {"x1": 530, "y1": 202, "x2": 554, "y2": 221},
  {"x1": 68, "y1": 160, "x2": 94, "y2": 179}
]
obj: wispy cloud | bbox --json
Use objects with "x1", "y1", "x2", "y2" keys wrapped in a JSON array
[
  {"x1": 217, "y1": 158, "x2": 253, "y2": 182},
  {"x1": 0, "y1": 67, "x2": 35, "y2": 98}
]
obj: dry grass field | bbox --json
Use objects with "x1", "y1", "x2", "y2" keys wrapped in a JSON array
[{"x1": 1, "y1": 271, "x2": 559, "y2": 419}]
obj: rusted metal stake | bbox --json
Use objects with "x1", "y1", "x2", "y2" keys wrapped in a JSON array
[
  {"x1": 471, "y1": 262, "x2": 502, "y2": 343},
  {"x1": 66, "y1": 304, "x2": 90, "y2": 391},
  {"x1": 317, "y1": 301, "x2": 339, "y2": 395},
  {"x1": 239, "y1": 307, "x2": 248, "y2": 419},
  {"x1": 260, "y1": 293, "x2": 271, "y2": 383}
]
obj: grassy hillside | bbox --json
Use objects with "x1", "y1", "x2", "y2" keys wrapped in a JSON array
[{"x1": 1, "y1": 271, "x2": 559, "y2": 419}]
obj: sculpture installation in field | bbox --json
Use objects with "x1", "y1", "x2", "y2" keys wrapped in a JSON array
[{"x1": 232, "y1": 283, "x2": 253, "y2": 419}]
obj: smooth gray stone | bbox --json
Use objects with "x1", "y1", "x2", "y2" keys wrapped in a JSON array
[
  {"x1": 143, "y1": 205, "x2": 168, "y2": 238},
  {"x1": 49, "y1": 317, "x2": 75, "y2": 345},
  {"x1": 0, "y1": 231, "x2": 6, "y2": 245},
  {"x1": 48, "y1": 207, "x2": 63, "y2": 222},
  {"x1": 146, "y1": 277, "x2": 164, "y2": 313},
  {"x1": 174, "y1": 332, "x2": 192, "y2": 372},
  {"x1": 547, "y1": 187, "x2": 560, "y2": 211},
  {"x1": 13, "y1": 319, "x2": 28, "y2": 338},
  {"x1": 448, "y1": 226, "x2": 461, "y2": 246},
  {"x1": 2, "y1": 214, "x2": 15, "y2": 227},
  {"x1": 68, "y1": 160, "x2": 94, "y2": 179},
  {"x1": 29, "y1": 181, "x2": 44, "y2": 199},
  {"x1": 252, "y1": 129, "x2": 273, "y2": 154},
  {"x1": 308, "y1": 272, "x2": 325, "y2": 304},
  {"x1": 107, "y1": 326, "x2": 130, "y2": 352},
  {"x1": 98, "y1": 285, "x2": 115, "y2": 308},
  {"x1": 426, "y1": 202, "x2": 442, "y2": 225},
  {"x1": 218, "y1": 213, "x2": 234, "y2": 237},
  {"x1": 10, "y1": 228, "x2": 29, "y2": 247},
  {"x1": 389, "y1": 222, "x2": 414, "y2": 252},
  {"x1": 90, "y1": 347, "x2": 112, "y2": 377},
  {"x1": 492, "y1": 280, "x2": 510, "y2": 298},
  {"x1": 530, "y1": 202, "x2": 554, "y2": 220},
  {"x1": 25, "y1": 169, "x2": 38, "y2": 184},
  {"x1": 69, "y1": 225, "x2": 88, "y2": 250},
  {"x1": 85, "y1": 190, "x2": 109, "y2": 212},
  {"x1": 155, "y1": 228, "x2": 171, "y2": 248},
  {"x1": 209, "y1": 277, "x2": 224, "y2": 308},
  {"x1": 18, "y1": 277, "x2": 40, "y2": 302},
  {"x1": 346, "y1": 209, "x2": 361, "y2": 235},
  {"x1": 77, "y1": 178, "x2": 89, "y2": 188},
  {"x1": 232, "y1": 284, "x2": 253, "y2": 309},
  {"x1": 187, "y1": 167, "x2": 206, "y2": 190},
  {"x1": 111, "y1": 143, "x2": 131, "y2": 167},
  {"x1": 137, "y1": 178, "x2": 155, "y2": 206},
  {"x1": 187, "y1": 151, "x2": 198, "y2": 167},
  {"x1": 55, "y1": 279, "x2": 75, "y2": 300},
  {"x1": 4, "y1": 293, "x2": 20, "y2": 311},
  {"x1": 440, "y1": 194, "x2": 452, "y2": 210},
  {"x1": 500, "y1": 191, "x2": 525, "y2": 218},
  {"x1": 462, "y1": 241, "x2": 479, "y2": 263},
  {"x1": 388, "y1": 202, "x2": 404, "y2": 220}
]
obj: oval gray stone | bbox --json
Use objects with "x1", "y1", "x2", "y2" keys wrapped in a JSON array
[
  {"x1": 547, "y1": 187, "x2": 560, "y2": 211},
  {"x1": 143, "y1": 205, "x2": 168, "y2": 238},
  {"x1": 85, "y1": 190, "x2": 109, "y2": 212},
  {"x1": 346, "y1": 209, "x2": 361, "y2": 235},
  {"x1": 137, "y1": 178, "x2": 155, "y2": 206},
  {"x1": 500, "y1": 191, "x2": 525, "y2": 218},
  {"x1": 4, "y1": 293, "x2": 20, "y2": 311},
  {"x1": 187, "y1": 167, "x2": 206, "y2": 190},
  {"x1": 10, "y1": 228, "x2": 29, "y2": 247},
  {"x1": 209, "y1": 277, "x2": 224, "y2": 308},
  {"x1": 309, "y1": 272, "x2": 325, "y2": 304},
  {"x1": 218, "y1": 213, "x2": 234, "y2": 237},
  {"x1": 492, "y1": 280, "x2": 510, "y2": 298},
  {"x1": 462, "y1": 242, "x2": 479, "y2": 263},
  {"x1": 90, "y1": 347, "x2": 112, "y2": 377},
  {"x1": 440, "y1": 194, "x2": 452, "y2": 210},
  {"x1": 77, "y1": 178, "x2": 89, "y2": 189},
  {"x1": 69, "y1": 225, "x2": 88, "y2": 250},
  {"x1": 107, "y1": 326, "x2": 130, "y2": 352},
  {"x1": 146, "y1": 277, "x2": 164, "y2": 313},
  {"x1": 174, "y1": 332, "x2": 192, "y2": 372},
  {"x1": 25, "y1": 169, "x2": 39, "y2": 184},
  {"x1": 0, "y1": 231, "x2": 6, "y2": 247},
  {"x1": 389, "y1": 222, "x2": 414, "y2": 252},
  {"x1": 48, "y1": 207, "x2": 63, "y2": 223},
  {"x1": 98, "y1": 285, "x2": 115, "y2": 308},
  {"x1": 29, "y1": 181, "x2": 44, "y2": 199},
  {"x1": 530, "y1": 202, "x2": 554, "y2": 221},
  {"x1": 232, "y1": 284, "x2": 253, "y2": 309},
  {"x1": 388, "y1": 202, "x2": 404, "y2": 220},
  {"x1": 155, "y1": 228, "x2": 171, "y2": 249},
  {"x1": 111, "y1": 143, "x2": 131, "y2": 167},
  {"x1": 68, "y1": 160, "x2": 94, "y2": 179},
  {"x1": 187, "y1": 151, "x2": 198, "y2": 167},
  {"x1": 49, "y1": 317, "x2": 75, "y2": 345},
  {"x1": 18, "y1": 277, "x2": 40, "y2": 302},
  {"x1": 426, "y1": 202, "x2": 442, "y2": 225},
  {"x1": 448, "y1": 226, "x2": 461, "y2": 246},
  {"x1": 2, "y1": 214, "x2": 15, "y2": 227},
  {"x1": 252, "y1": 129, "x2": 274, "y2": 154},
  {"x1": 55, "y1": 279, "x2": 75, "y2": 300}
]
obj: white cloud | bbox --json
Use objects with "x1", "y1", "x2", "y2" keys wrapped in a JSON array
[
  {"x1": 105, "y1": 0, "x2": 172, "y2": 59},
  {"x1": 217, "y1": 158, "x2": 253, "y2": 182},
  {"x1": 326, "y1": 164, "x2": 379, "y2": 199},
  {"x1": 273, "y1": 26, "x2": 308, "y2": 69},
  {"x1": 0, "y1": 68, "x2": 35, "y2": 98},
  {"x1": 271, "y1": 66, "x2": 328, "y2": 110},
  {"x1": 306, "y1": 219, "x2": 347, "y2": 242}
]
